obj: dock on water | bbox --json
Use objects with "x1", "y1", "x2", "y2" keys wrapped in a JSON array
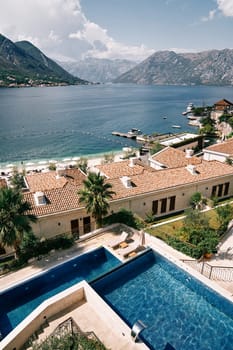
[{"x1": 112, "y1": 131, "x2": 137, "y2": 139}]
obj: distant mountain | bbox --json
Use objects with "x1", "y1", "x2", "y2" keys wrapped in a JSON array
[
  {"x1": 59, "y1": 57, "x2": 137, "y2": 83},
  {"x1": 114, "y1": 49, "x2": 233, "y2": 86},
  {"x1": 0, "y1": 34, "x2": 88, "y2": 87}
]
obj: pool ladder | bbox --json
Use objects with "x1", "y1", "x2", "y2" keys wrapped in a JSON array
[{"x1": 131, "y1": 320, "x2": 147, "y2": 342}]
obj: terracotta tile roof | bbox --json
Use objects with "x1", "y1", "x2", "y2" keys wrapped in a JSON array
[
  {"x1": 205, "y1": 138, "x2": 233, "y2": 156},
  {"x1": 96, "y1": 160, "x2": 149, "y2": 179},
  {"x1": 109, "y1": 160, "x2": 233, "y2": 200},
  {"x1": 214, "y1": 99, "x2": 233, "y2": 107},
  {"x1": 24, "y1": 182, "x2": 82, "y2": 216},
  {"x1": 25, "y1": 169, "x2": 86, "y2": 192},
  {"x1": 151, "y1": 147, "x2": 201, "y2": 168},
  {"x1": 24, "y1": 160, "x2": 233, "y2": 217}
]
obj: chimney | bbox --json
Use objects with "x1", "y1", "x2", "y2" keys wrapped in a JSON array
[
  {"x1": 129, "y1": 157, "x2": 138, "y2": 167},
  {"x1": 56, "y1": 166, "x2": 66, "y2": 179},
  {"x1": 121, "y1": 176, "x2": 132, "y2": 188},
  {"x1": 185, "y1": 149, "x2": 194, "y2": 158},
  {"x1": 138, "y1": 147, "x2": 150, "y2": 165},
  {"x1": 186, "y1": 164, "x2": 197, "y2": 175}
]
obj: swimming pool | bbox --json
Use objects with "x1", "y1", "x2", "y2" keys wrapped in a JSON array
[
  {"x1": 0, "y1": 247, "x2": 121, "y2": 339},
  {"x1": 92, "y1": 249, "x2": 233, "y2": 350}
]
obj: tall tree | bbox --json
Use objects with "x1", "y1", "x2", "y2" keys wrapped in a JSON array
[
  {"x1": 215, "y1": 204, "x2": 233, "y2": 236},
  {"x1": 78, "y1": 172, "x2": 115, "y2": 228},
  {"x1": 10, "y1": 167, "x2": 26, "y2": 191},
  {"x1": 0, "y1": 187, "x2": 37, "y2": 257}
]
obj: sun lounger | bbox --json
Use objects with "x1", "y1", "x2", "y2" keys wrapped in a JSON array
[
  {"x1": 118, "y1": 242, "x2": 140, "y2": 258},
  {"x1": 108, "y1": 231, "x2": 129, "y2": 249}
]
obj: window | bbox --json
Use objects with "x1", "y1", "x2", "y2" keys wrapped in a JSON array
[
  {"x1": 218, "y1": 184, "x2": 223, "y2": 197},
  {"x1": 169, "y1": 196, "x2": 176, "y2": 211},
  {"x1": 83, "y1": 216, "x2": 91, "y2": 234},
  {"x1": 211, "y1": 185, "x2": 217, "y2": 197},
  {"x1": 71, "y1": 219, "x2": 79, "y2": 239},
  {"x1": 224, "y1": 182, "x2": 230, "y2": 196},
  {"x1": 160, "y1": 198, "x2": 167, "y2": 213},
  {"x1": 34, "y1": 191, "x2": 47, "y2": 206},
  {"x1": 152, "y1": 200, "x2": 158, "y2": 215}
]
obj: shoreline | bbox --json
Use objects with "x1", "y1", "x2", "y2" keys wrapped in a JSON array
[{"x1": 0, "y1": 149, "x2": 130, "y2": 174}]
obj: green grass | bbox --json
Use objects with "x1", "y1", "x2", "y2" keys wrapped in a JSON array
[
  {"x1": 146, "y1": 206, "x2": 230, "y2": 258},
  {"x1": 148, "y1": 209, "x2": 221, "y2": 238}
]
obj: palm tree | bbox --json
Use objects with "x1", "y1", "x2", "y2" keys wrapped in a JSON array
[
  {"x1": 78, "y1": 172, "x2": 115, "y2": 228},
  {"x1": 0, "y1": 187, "x2": 37, "y2": 258},
  {"x1": 10, "y1": 168, "x2": 25, "y2": 191}
]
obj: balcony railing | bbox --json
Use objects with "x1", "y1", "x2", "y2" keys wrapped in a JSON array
[{"x1": 182, "y1": 259, "x2": 233, "y2": 281}]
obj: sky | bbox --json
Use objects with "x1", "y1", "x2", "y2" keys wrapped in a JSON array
[{"x1": 0, "y1": 0, "x2": 233, "y2": 62}]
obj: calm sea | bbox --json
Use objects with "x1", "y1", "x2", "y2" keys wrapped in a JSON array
[{"x1": 0, "y1": 84, "x2": 233, "y2": 166}]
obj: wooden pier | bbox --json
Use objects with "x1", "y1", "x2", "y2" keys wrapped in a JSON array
[{"x1": 112, "y1": 131, "x2": 137, "y2": 139}]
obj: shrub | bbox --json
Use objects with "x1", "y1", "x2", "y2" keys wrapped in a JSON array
[
  {"x1": 166, "y1": 236, "x2": 202, "y2": 259},
  {"x1": 16, "y1": 234, "x2": 74, "y2": 265},
  {"x1": 103, "y1": 208, "x2": 144, "y2": 229},
  {"x1": 48, "y1": 163, "x2": 56, "y2": 171},
  {"x1": 31, "y1": 331, "x2": 107, "y2": 350}
]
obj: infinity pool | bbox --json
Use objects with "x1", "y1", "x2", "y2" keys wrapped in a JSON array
[
  {"x1": 92, "y1": 249, "x2": 233, "y2": 350},
  {"x1": 0, "y1": 247, "x2": 121, "y2": 339}
]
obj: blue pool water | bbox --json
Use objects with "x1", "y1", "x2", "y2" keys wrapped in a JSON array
[
  {"x1": 92, "y1": 249, "x2": 233, "y2": 350},
  {"x1": 0, "y1": 247, "x2": 121, "y2": 339}
]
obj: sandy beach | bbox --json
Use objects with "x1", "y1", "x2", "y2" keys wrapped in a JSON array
[{"x1": 0, "y1": 150, "x2": 128, "y2": 176}]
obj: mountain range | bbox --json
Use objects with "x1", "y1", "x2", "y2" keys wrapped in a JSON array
[
  {"x1": 114, "y1": 49, "x2": 233, "y2": 85},
  {"x1": 59, "y1": 57, "x2": 137, "y2": 83},
  {"x1": 0, "y1": 34, "x2": 87, "y2": 87},
  {"x1": 1, "y1": 32, "x2": 233, "y2": 87}
]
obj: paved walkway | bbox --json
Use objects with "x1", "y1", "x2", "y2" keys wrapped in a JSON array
[
  {"x1": 214, "y1": 224, "x2": 233, "y2": 261},
  {"x1": 0, "y1": 227, "x2": 124, "y2": 292},
  {"x1": 29, "y1": 299, "x2": 147, "y2": 350}
]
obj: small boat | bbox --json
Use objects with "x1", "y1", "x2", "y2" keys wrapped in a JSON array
[
  {"x1": 163, "y1": 116, "x2": 167, "y2": 119},
  {"x1": 127, "y1": 128, "x2": 142, "y2": 136},
  {"x1": 186, "y1": 103, "x2": 194, "y2": 112},
  {"x1": 172, "y1": 125, "x2": 181, "y2": 129},
  {"x1": 182, "y1": 103, "x2": 194, "y2": 115}
]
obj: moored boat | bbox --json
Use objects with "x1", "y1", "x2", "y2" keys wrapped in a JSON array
[
  {"x1": 172, "y1": 125, "x2": 181, "y2": 129},
  {"x1": 127, "y1": 128, "x2": 142, "y2": 136}
]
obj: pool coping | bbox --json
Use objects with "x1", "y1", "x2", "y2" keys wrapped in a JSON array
[
  {"x1": 0, "y1": 227, "x2": 232, "y2": 349},
  {"x1": 145, "y1": 233, "x2": 233, "y2": 304},
  {"x1": 0, "y1": 281, "x2": 150, "y2": 350}
]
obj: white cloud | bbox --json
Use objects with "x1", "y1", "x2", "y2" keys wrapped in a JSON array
[
  {"x1": 169, "y1": 48, "x2": 201, "y2": 53},
  {"x1": 217, "y1": 0, "x2": 233, "y2": 16},
  {"x1": 0, "y1": 0, "x2": 153, "y2": 62},
  {"x1": 69, "y1": 20, "x2": 154, "y2": 61},
  {"x1": 201, "y1": 9, "x2": 217, "y2": 22}
]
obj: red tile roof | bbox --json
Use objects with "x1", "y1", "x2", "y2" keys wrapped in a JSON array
[
  {"x1": 24, "y1": 182, "x2": 82, "y2": 216},
  {"x1": 25, "y1": 168, "x2": 86, "y2": 192},
  {"x1": 214, "y1": 99, "x2": 233, "y2": 107},
  {"x1": 109, "y1": 160, "x2": 233, "y2": 200},
  {"x1": 151, "y1": 147, "x2": 201, "y2": 168},
  {"x1": 97, "y1": 160, "x2": 151, "y2": 179},
  {"x1": 24, "y1": 160, "x2": 233, "y2": 217},
  {"x1": 205, "y1": 138, "x2": 233, "y2": 156}
]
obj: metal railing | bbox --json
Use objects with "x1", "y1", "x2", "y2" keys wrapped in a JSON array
[{"x1": 182, "y1": 259, "x2": 233, "y2": 281}]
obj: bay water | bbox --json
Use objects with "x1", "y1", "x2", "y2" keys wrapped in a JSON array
[{"x1": 0, "y1": 84, "x2": 233, "y2": 166}]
